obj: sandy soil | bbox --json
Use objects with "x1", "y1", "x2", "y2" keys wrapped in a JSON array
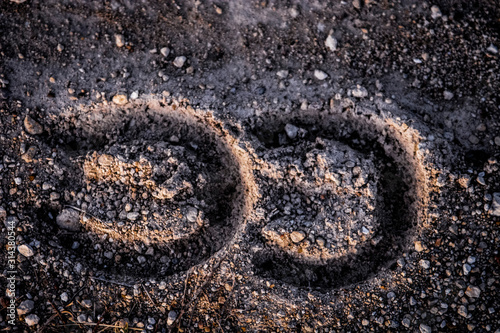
[{"x1": 1, "y1": 0, "x2": 499, "y2": 332}]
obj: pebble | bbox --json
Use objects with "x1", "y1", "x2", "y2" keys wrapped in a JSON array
[
  {"x1": 361, "y1": 319, "x2": 369, "y2": 326},
  {"x1": 160, "y1": 47, "x2": 170, "y2": 57},
  {"x1": 290, "y1": 230, "x2": 306, "y2": 243},
  {"x1": 173, "y1": 56, "x2": 186, "y2": 68},
  {"x1": 443, "y1": 91, "x2": 454, "y2": 100},
  {"x1": 468, "y1": 135, "x2": 479, "y2": 144},
  {"x1": 112, "y1": 94, "x2": 128, "y2": 105},
  {"x1": 458, "y1": 305, "x2": 468, "y2": 318},
  {"x1": 98, "y1": 154, "x2": 114, "y2": 166},
  {"x1": 465, "y1": 285, "x2": 481, "y2": 298},
  {"x1": 18, "y1": 244, "x2": 35, "y2": 257},
  {"x1": 60, "y1": 292, "x2": 69, "y2": 302},
  {"x1": 57, "y1": 43, "x2": 64, "y2": 52},
  {"x1": 137, "y1": 256, "x2": 146, "y2": 264},
  {"x1": 24, "y1": 115, "x2": 43, "y2": 135},
  {"x1": 56, "y1": 209, "x2": 81, "y2": 231},
  {"x1": 352, "y1": 85, "x2": 368, "y2": 98},
  {"x1": 167, "y1": 310, "x2": 177, "y2": 325},
  {"x1": 316, "y1": 236, "x2": 326, "y2": 247},
  {"x1": 419, "y1": 260, "x2": 430, "y2": 269},
  {"x1": 17, "y1": 300, "x2": 34, "y2": 315},
  {"x1": 325, "y1": 34, "x2": 338, "y2": 51},
  {"x1": 314, "y1": 70, "x2": 328, "y2": 80},
  {"x1": 77, "y1": 314, "x2": 87, "y2": 323},
  {"x1": 0, "y1": 206, "x2": 6, "y2": 220},
  {"x1": 463, "y1": 263, "x2": 471, "y2": 275},
  {"x1": 402, "y1": 318, "x2": 411, "y2": 328},
  {"x1": 277, "y1": 70, "x2": 289, "y2": 78},
  {"x1": 494, "y1": 136, "x2": 500, "y2": 146},
  {"x1": 476, "y1": 176, "x2": 486, "y2": 185},
  {"x1": 387, "y1": 291, "x2": 396, "y2": 299},
  {"x1": 127, "y1": 212, "x2": 140, "y2": 221},
  {"x1": 490, "y1": 193, "x2": 500, "y2": 216},
  {"x1": 420, "y1": 324, "x2": 432, "y2": 333},
  {"x1": 130, "y1": 91, "x2": 139, "y2": 99},
  {"x1": 185, "y1": 207, "x2": 198, "y2": 223},
  {"x1": 431, "y1": 5, "x2": 442, "y2": 19},
  {"x1": 25, "y1": 314, "x2": 40, "y2": 326},
  {"x1": 115, "y1": 34, "x2": 125, "y2": 48},
  {"x1": 284, "y1": 123, "x2": 299, "y2": 139},
  {"x1": 415, "y1": 241, "x2": 425, "y2": 252},
  {"x1": 487, "y1": 44, "x2": 498, "y2": 54}
]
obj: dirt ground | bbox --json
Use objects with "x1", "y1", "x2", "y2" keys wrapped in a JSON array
[{"x1": 1, "y1": 0, "x2": 499, "y2": 332}]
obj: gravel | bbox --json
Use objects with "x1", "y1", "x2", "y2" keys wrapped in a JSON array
[
  {"x1": 17, "y1": 300, "x2": 34, "y2": 315},
  {"x1": 1, "y1": 0, "x2": 499, "y2": 331},
  {"x1": 17, "y1": 244, "x2": 34, "y2": 257}
]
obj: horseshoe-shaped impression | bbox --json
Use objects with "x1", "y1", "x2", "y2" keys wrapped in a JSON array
[
  {"x1": 250, "y1": 106, "x2": 429, "y2": 290},
  {"x1": 35, "y1": 101, "x2": 256, "y2": 279}
]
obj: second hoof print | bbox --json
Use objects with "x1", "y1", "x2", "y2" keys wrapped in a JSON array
[
  {"x1": 31, "y1": 101, "x2": 254, "y2": 280},
  {"x1": 249, "y1": 106, "x2": 430, "y2": 290}
]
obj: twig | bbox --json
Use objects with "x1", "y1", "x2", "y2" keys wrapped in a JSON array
[
  {"x1": 141, "y1": 283, "x2": 156, "y2": 306},
  {"x1": 91, "y1": 276, "x2": 134, "y2": 288},
  {"x1": 36, "y1": 313, "x2": 59, "y2": 333}
]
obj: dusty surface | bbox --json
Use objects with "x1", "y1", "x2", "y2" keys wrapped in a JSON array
[{"x1": 1, "y1": 0, "x2": 499, "y2": 332}]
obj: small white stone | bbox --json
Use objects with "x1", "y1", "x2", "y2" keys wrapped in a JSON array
[
  {"x1": 185, "y1": 207, "x2": 198, "y2": 223},
  {"x1": 284, "y1": 124, "x2": 299, "y2": 139},
  {"x1": 487, "y1": 44, "x2": 498, "y2": 54},
  {"x1": 314, "y1": 70, "x2": 328, "y2": 80},
  {"x1": 419, "y1": 323, "x2": 432, "y2": 333},
  {"x1": 419, "y1": 259, "x2": 430, "y2": 269},
  {"x1": 77, "y1": 314, "x2": 87, "y2": 323},
  {"x1": 325, "y1": 35, "x2": 338, "y2": 51},
  {"x1": 130, "y1": 91, "x2": 139, "y2": 99},
  {"x1": 60, "y1": 292, "x2": 69, "y2": 302},
  {"x1": 25, "y1": 314, "x2": 40, "y2": 326},
  {"x1": 277, "y1": 70, "x2": 289, "y2": 78},
  {"x1": 112, "y1": 94, "x2": 128, "y2": 105},
  {"x1": 431, "y1": 5, "x2": 442, "y2": 19},
  {"x1": 290, "y1": 230, "x2": 306, "y2": 243},
  {"x1": 352, "y1": 85, "x2": 368, "y2": 98},
  {"x1": 161, "y1": 47, "x2": 170, "y2": 57},
  {"x1": 18, "y1": 244, "x2": 35, "y2": 257},
  {"x1": 167, "y1": 310, "x2": 177, "y2": 325},
  {"x1": 463, "y1": 263, "x2": 471, "y2": 275},
  {"x1": 127, "y1": 212, "x2": 140, "y2": 221},
  {"x1": 115, "y1": 34, "x2": 125, "y2": 48},
  {"x1": 443, "y1": 91, "x2": 454, "y2": 100},
  {"x1": 137, "y1": 256, "x2": 146, "y2": 264},
  {"x1": 57, "y1": 44, "x2": 64, "y2": 52},
  {"x1": 173, "y1": 56, "x2": 186, "y2": 68},
  {"x1": 361, "y1": 226, "x2": 370, "y2": 235}
]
